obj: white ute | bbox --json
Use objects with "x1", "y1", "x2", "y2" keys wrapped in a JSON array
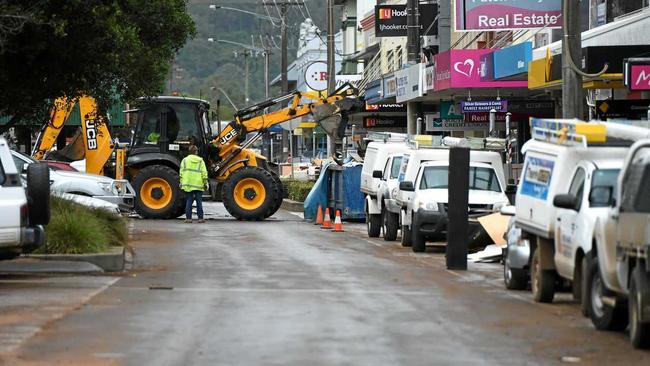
[
  {"x1": 0, "y1": 138, "x2": 50, "y2": 259},
  {"x1": 585, "y1": 139, "x2": 650, "y2": 349},
  {"x1": 514, "y1": 119, "x2": 650, "y2": 315},
  {"x1": 360, "y1": 133, "x2": 408, "y2": 237},
  {"x1": 395, "y1": 138, "x2": 509, "y2": 252}
]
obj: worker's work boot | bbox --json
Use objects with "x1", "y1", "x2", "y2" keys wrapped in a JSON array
[
  {"x1": 184, "y1": 219, "x2": 192, "y2": 223},
  {"x1": 198, "y1": 219, "x2": 205, "y2": 223}
]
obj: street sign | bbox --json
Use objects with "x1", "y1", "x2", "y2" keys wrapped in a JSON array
[
  {"x1": 375, "y1": 4, "x2": 437, "y2": 37},
  {"x1": 455, "y1": 0, "x2": 562, "y2": 32},
  {"x1": 363, "y1": 116, "x2": 407, "y2": 128},
  {"x1": 304, "y1": 61, "x2": 328, "y2": 92},
  {"x1": 461, "y1": 100, "x2": 508, "y2": 113}
]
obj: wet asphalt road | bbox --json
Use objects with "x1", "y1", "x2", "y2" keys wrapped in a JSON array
[{"x1": 2, "y1": 203, "x2": 650, "y2": 365}]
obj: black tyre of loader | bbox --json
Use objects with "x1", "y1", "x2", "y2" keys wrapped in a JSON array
[
  {"x1": 266, "y1": 171, "x2": 284, "y2": 218},
  {"x1": 27, "y1": 163, "x2": 50, "y2": 225},
  {"x1": 222, "y1": 167, "x2": 279, "y2": 220},
  {"x1": 133, "y1": 165, "x2": 184, "y2": 219}
]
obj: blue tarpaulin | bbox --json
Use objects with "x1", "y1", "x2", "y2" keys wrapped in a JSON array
[{"x1": 303, "y1": 162, "x2": 365, "y2": 221}]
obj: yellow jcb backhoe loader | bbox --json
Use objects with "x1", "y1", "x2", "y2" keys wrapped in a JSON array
[{"x1": 34, "y1": 83, "x2": 361, "y2": 220}]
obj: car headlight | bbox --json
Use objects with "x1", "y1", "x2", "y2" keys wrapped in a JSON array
[
  {"x1": 418, "y1": 202, "x2": 438, "y2": 211},
  {"x1": 493, "y1": 201, "x2": 508, "y2": 212},
  {"x1": 391, "y1": 187, "x2": 398, "y2": 198},
  {"x1": 97, "y1": 181, "x2": 114, "y2": 194}
]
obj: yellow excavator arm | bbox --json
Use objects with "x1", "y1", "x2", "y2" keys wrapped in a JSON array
[
  {"x1": 32, "y1": 96, "x2": 123, "y2": 177},
  {"x1": 212, "y1": 83, "x2": 360, "y2": 179}
]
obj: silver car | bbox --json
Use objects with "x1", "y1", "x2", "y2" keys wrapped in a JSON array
[
  {"x1": 11, "y1": 150, "x2": 135, "y2": 212},
  {"x1": 502, "y1": 207, "x2": 530, "y2": 290}
]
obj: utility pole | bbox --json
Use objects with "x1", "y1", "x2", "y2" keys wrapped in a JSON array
[
  {"x1": 263, "y1": 1, "x2": 303, "y2": 162},
  {"x1": 406, "y1": 0, "x2": 421, "y2": 136},
  {"x1": 562, "y1": 0, "x2": 584, "y2": 119},
  {"x1": 438, "y1": 0, "x2": 451, "y2": 52},
  {"x1": 244, "y1": 50, "x2": 250, "y2": 105},
  {"x1": 326, "y1": 0, "x2": 336, "y2": 157}
]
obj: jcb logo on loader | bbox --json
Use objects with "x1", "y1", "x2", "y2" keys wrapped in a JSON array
[
  {"x1": 219, "y1": 129, "x2": 238, "y2": 145},
  {"x1": 85, "y1": 119, "x2": 98, "y2": 150}
]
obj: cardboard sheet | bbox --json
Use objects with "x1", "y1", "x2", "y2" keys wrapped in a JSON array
[{"x1": 477, "y1": 212, "x2": 511, "y2": 247}]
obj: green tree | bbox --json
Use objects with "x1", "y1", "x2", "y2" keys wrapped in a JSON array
[{"x1": 0, "y1": 0, "x2": 195, "y2": 127}]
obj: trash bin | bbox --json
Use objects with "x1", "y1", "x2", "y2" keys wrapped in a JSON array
[{"x1": 304, "y1": 162, "x2": 365, "y2": 221}]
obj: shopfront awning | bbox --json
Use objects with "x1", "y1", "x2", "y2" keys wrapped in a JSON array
[{"x1": 528, "y1": 45, "x2": 650, "y2": 91}]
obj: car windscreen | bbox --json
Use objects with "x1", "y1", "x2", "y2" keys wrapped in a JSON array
[
  {"x1": 590, "y1": 168, "x2": 620, "y2": 207},
  {"x1": 419, "y1": 166, "x2": 501, "y2": 192},
  {"x1": 390, "y1": 156, "x2": 402, "y2": 179}
]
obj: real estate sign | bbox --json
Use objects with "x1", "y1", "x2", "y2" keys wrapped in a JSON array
[{"x1": 455, "y1": 0, "x2": 562, "y2": 31}]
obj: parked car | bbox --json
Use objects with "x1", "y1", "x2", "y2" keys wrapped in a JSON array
[
  {"x1": 0, "y1": 138, "x2": 49, "y2": 259},
  {"x1": 11, "y1": 150, "x2": 135, "y2": 212},
  {"x1": 582, "y1": 139, "x2": 650, "y2": 349},
  {"x1": 501, "y1": 206, "x2": 531, "y2": 290},
  {"x1": 514, "y1": 119, "x2": 648, "y2": 304},
  {"x1": 399, "y1": 158, "x2": 510, "y2": 252},
  {"x1": 360, "y1": 134, "x2": 408, "y2": 238},
  {"x1": 44, "y1": 160, "x2": 78, "y2": 172},
  {"x1": 378, "y1": 153, "x2": 404, "y2": 241}
]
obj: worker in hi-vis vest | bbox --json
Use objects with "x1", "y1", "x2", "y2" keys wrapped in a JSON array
[{"x1": 180, "y1": 145, "x2": 208, "y2": 223}]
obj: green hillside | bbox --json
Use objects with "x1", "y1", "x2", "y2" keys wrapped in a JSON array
[{"x1": 173, "y1": 0, "x2": 328, "y2": 118}]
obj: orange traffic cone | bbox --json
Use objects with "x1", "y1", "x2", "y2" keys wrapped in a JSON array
[
  {"x1": 321, "y1": 208, "x2": 332, "y2": 229},
  {"x1": 315, "y1": 205, "x2": 324, "y2": 225},
  {"x1": 332, "y1": 210, "x2": 344, "y2": 232}
]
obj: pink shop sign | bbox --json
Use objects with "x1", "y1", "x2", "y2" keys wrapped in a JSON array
[
  {"x1": 434, "y1": 50, "x2": 528, "y2": 91},
  {"x1": 628, "y1": 64, "x2": 650, "y2": 91}
]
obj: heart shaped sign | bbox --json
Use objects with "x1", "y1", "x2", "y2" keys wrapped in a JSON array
[{"x1": 453, "y1": 59, "x2": 475, "y2": 78}]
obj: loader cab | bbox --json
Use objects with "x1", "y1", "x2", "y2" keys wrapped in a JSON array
[{"x1": 129, "y1": 97, "x2": 212, "y2": 165}]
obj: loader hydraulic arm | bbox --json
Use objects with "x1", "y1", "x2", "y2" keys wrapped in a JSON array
[
  {"x1": 32, "y1": 98, "x2": 76, "y2": 160},
  {"x1": 212, "y1": 83, "x2": 360, "y2": 174}
]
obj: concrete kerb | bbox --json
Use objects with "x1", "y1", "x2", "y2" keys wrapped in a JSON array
[
  {"x1": 26, "y1": 246, "x2": 128, "y2": 273},
  {"x1": 281, "y1": 198, "x2": 304, "y2": 213}
]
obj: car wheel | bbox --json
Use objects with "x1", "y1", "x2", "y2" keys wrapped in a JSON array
[
  {"x1": 411, "y1": 220, "x2": 425, "y2": 253},
  {"x1": 383, "y1": 211, "x2": 399, "y2": 241},
  {"x1": 26, "y1": 163, "x2": 51, "y2": 225},
  {"x1": 504, "y1": 246, "x2": 527, "y2": 290},
  {"x1": 401, "y1": 224, "x2": 412, "y2": 247},
  {"x1": 629, "y1": 265, "x2": 650, "y2": 349},
  {"x1": 580, "y1": 256, "x2": 590, "y2": 317},
  {"x1": 222, "y1": 167, "x2": 279, "y2": 220},
  {"x1": 366, "y1": 207, "x2": 381, "y2": 237},
  {"x1": 585, "y1": 256, "x2": 628, "y2": 331},
  {"x1": 531, "y1": 247, "x2": 555, "y2": 303}
]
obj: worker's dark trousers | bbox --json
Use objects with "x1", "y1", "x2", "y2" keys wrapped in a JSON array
[{"x1": 185, "y1": 190, "x2": 204, "y2": 220}]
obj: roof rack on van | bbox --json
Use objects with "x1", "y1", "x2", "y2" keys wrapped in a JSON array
[
  {"x1": 407, "y1": 135, "x2": 506, "y2": 151},
  {"x1": 365, "y1": 131, "x2": 408, "y2": 143},
  {"x1": 530, "y1": 118, "x2": 650, "y2": 147}
]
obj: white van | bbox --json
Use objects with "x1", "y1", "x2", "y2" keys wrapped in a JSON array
[
  {"x1": 377, "y1": 152, "x2": 406, "y2": 241},
  {"x1": 360, "y1": 135, "x2": 408, "y2": 237}
]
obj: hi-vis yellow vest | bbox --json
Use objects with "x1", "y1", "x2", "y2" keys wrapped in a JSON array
[{"x1": 180, "y1": 154, "x2": 207, "y2": 192}]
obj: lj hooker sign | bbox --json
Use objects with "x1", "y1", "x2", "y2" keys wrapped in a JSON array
[{"x1": 455, "y1": 0, "x2": 562, "y2": 31}]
